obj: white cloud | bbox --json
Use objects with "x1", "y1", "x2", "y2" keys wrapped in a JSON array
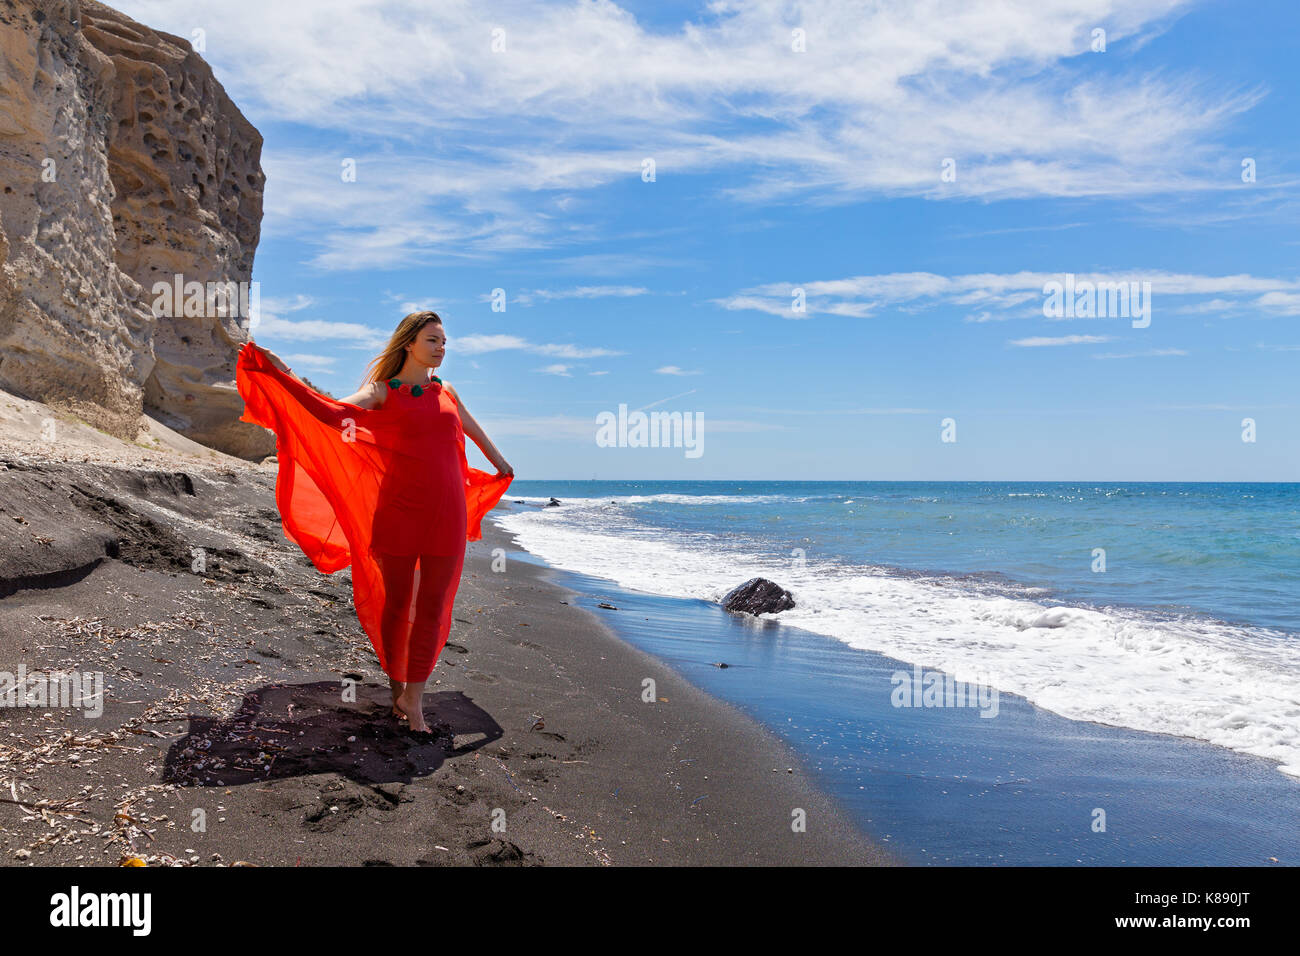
[
  {"x1": 280, "y1": 353, "x2": 339, "y2": 371},
  {"x1": 455, "y1": 333, "x2": 623, "y2": 358},
  {"x1": 1010, "y1": 334, "x2": 1113, "y2": 347},
  {"x1": 655, "y1": 366, "x2": 701, "y2": 375},
  {"x1": 251, "y1": 313, "x2": 390, "y2": 349},
  {"x1": 720, "y1": 270, "x2": 1300, "y2": 321},
  {"x1": 112, "y1": 0, "x2": 1263, "y2": 266},
  {"x1": 638, "y1": 388, "x2": 697, "y2": 411},
  {"x1": 479, "y1": 413, "x2": 787, "y2": 440},
  {"x1": 1173, "y1": 298, "x2": 1244, "y2": 315},
  {"x1": 735, "y1": 405, "x2": 933, "y2": 415},
  {"x1": 497, "y1": 285, "x2": 652, "y2": 307},
  {"x1": 1254, "y1": 292, "x2": 1300, "y2": 315},
  {"x1": 537, "y1": 363, "x2": 574, "y2": 376},
  {"x1": 538, "y1": 252, "x2": 685, "y2": 276},
  {"x1": 1092, "y1": 348, "x2": 1188, "y2": 359},
  {"x1": 1152, "y1": 403, "x2": 1293, "y2": 411}
]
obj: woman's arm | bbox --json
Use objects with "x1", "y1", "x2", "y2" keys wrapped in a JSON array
[
  {"x1": 251, "y1": 343, "x2": 383, "y2": 409},
  {"x1": 249, "y1": 344, "x2": 307, "y2": 386},
  {"x1": 446, "y1": 384, "x2": 513, "y2": 476},
  {"x1": 337, "y1": 381, "x2": 387, "y2": 410}
]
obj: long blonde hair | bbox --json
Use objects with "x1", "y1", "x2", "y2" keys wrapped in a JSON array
[{"x1": 362, "y1": 310, "x2": 443, "y2": 385}]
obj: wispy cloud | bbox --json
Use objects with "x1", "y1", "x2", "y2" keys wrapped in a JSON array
[
  {"x1": 280, "y1": 353, "x2": 339, "y2": 371},
  {"x1": 734, "y1": 406, "x2": 933, "y2": 416},
  {"x1": 535, "y1": 252, "x2": 687, "y2": 276},
  {"x1": 654, "y1": 366, "x2": 702, "y2": 376},
  {"x1": 637, "y1": 389, "x2": 698, "y2": 411},
  {"x1": 1151, "y1": 403, "x2": 1293, "y2": 411},
  {"x1": 947, "y1": 222, "x2": 1090, "y2": 240},
  {"x1": 114, "y1": 0, "x2": 1265, "y2": 266},
  {"x1": 1255, "y1": 292, "x2": 1300, "y2": 315},
  {"x1": 482, "y1": 414, "x2": 788, "y2": 440},
  {"x1": 455, "y1": 333, "x2": 624, "y2": 359},
  {"x1": 252, "y1": 295, "x2": 391, "y2": 348},
  {"x1": 485, "y1": 285, "x2": 651, "y2": 307},
  {"x1": 720, "y1": 271, "x2": 1300, "y2": 322},
  {"x1": 379, "y1": 291, "x2": 460, "y2": 316},
  {"x1": 1092, "y1": 348, "x2": 1188, "y2": 359},
  {"x1": 1010, "y1": 335, "x2": 1113, "y2": 347}
]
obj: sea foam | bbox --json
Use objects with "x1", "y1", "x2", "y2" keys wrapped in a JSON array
[{"x1": 496, "y1": 501, "x2": 1300, "y2": 779}]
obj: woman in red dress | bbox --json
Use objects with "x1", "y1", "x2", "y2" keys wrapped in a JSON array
[{"x1": 235, "y1": 311, "x2": 514, "y2": 734}]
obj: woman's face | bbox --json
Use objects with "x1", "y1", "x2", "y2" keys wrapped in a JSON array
[{"x1": 406, "y1": 323, "x2": 446, "y2": 369}]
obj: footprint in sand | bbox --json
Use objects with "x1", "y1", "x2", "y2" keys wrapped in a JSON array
[{"x1": 466, "y1": 837, "x2": 536, "y2": 866}]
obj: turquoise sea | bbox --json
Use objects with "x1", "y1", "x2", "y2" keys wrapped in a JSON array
[{"x1": 491, "y1": 481, "x2": 1300, "y2": 864}]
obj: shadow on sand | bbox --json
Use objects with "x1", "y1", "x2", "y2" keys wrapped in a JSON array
[{"x1": 162, "y1": 680, "x2": 503, "y2": 787}]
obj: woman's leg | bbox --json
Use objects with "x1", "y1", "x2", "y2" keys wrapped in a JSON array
[
  {"x1": 394, "y1": 548, "x2": 466, "y2": 734},
  {"x1": 372, "y1": 550, "x2": 419, "y2": 696}
]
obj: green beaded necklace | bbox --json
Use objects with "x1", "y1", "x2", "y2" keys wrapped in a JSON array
[{"x1": 387, "y1": 374, "x2": 441, "y2": 397}]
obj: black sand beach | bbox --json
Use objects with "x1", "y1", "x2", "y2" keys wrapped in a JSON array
[{"x1": 0, "y1": 443, "x2": 896, "y2": 866}]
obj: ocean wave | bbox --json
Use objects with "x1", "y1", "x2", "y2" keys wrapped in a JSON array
[
  {"x1": 494, "y1": 508, "x2": 1300, "y2": 780},
  {"x1": 504, "y1": 492, "x2": 812, "y2": 506}
]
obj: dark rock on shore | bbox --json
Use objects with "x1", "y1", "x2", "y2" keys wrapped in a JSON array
[{"x1": 721, "y1": 577, "x2": 795, "y2": 615}]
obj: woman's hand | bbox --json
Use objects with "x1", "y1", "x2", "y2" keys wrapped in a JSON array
[
  {"x1": 249, "y1": 342, "x2": 305, "y2": 385},
  {"x1": 253, "y1": 344, "x2": 287, "y2": 371},
  {"x1": 495, "y1": 461, "x2": 515, "y2": 478}
]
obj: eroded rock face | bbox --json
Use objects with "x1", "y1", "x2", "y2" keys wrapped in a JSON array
[{"x1": 0, "y1": 0, "x2": 272, "y2": 458}]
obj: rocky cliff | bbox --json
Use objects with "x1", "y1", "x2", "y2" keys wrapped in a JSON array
[{"x1": 0, "y1": 0, "x2": 272, "y2": 458}]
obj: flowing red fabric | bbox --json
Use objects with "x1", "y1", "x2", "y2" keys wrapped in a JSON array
[{"x1": 234, "y1": 342, "x2": 513, "y2": 680}]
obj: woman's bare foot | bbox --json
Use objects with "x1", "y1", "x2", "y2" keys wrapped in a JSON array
[
  {"x1": 394, "y1": 684, "x2": 431, "y2": 734},
  {"x1": 389, "y1": 677, "x2": 406, "y2": 718}
]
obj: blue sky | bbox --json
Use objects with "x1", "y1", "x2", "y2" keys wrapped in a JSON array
[{"x1": 120, "y1": 0, "x2": 1299, "y2": 480}]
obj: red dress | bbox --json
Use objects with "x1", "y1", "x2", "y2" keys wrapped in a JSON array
[{"x1": 234, "y1": 343, "x2": 513, "y2": 680}]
